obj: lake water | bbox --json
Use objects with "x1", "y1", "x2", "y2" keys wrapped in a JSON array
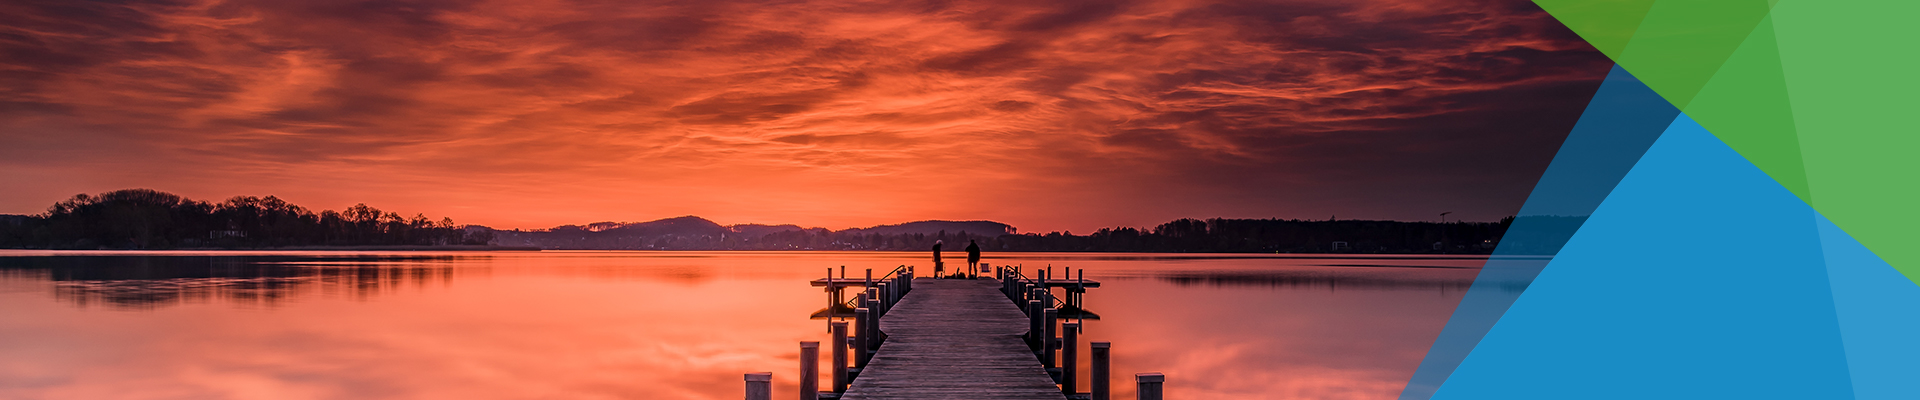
[{"x1": 0, "y1": 251, "x2": 1490, "y2": 399}]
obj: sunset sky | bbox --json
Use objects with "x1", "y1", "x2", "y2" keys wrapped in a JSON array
[{"x1": 0, "y1": 0, "x2": 1611, "y2": 233}]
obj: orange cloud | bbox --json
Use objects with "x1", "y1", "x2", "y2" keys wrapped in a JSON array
[{"x1": 0, "y1": 0, "x2": 1609, "y2": 232}]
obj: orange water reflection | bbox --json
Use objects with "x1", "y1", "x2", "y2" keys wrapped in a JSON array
[{"x1": 0, "y1": 251, "x2": 1485, "y2": 399}]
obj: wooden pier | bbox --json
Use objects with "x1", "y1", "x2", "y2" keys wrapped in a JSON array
[
  {"x1": 843, "y1": 278, "x2": 1066, "y2": 399},
  {"x1": 755, "y1": 265, "x2": 1160, "y2": 400}
]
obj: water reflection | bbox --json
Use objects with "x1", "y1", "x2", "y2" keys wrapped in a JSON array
[
  {"x1": 1141, "y1": 270, "x2": 1475, "y2": 291},
  {"x1": 0, "y1": 251, "x2": 1485, "y2": 399},
  {"x1": 0, "y1": 255, "x2": 471, "y2": 310}
]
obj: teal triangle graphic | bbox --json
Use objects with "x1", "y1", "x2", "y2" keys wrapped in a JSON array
[
  {"x1": 1819, "y1": 215, "x2": 1920, "y2": 399},
  {"x1": 1399, "y1": 65, "x2": 1678, "y2": 400},
  {"x1": 1430, "y1": 115, "x2": 1852, "y2": 399}
]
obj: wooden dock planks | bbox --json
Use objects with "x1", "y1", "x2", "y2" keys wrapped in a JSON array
[{"x1": 841, "y1": 278, "x2": 1067, "y2": 400}]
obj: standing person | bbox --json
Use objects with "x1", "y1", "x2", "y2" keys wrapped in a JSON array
[
  {"x1": 932, "y1": 240, "x2": 944, "y2": 279},
  {"x1": 965, "y1": 240, "x2": 982, "y2": 278}
]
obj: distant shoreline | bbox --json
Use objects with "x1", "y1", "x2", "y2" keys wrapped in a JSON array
[
  {"x1": 0, "y1": 247, "x2": 1513, "y2": 257},
  {"x1": 266, "y1": 245, "x2": 541, "y2": 251}
]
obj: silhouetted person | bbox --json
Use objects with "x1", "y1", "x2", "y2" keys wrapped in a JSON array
[
  {"x1": 965, "y1": 240, "x2": 981, "y2": 277},
  {"x1": 932, "y1": 240, "x2": 944, "y2": 279}
]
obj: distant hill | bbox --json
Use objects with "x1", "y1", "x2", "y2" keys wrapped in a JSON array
[
  {"x1": 502, "y1": 216, "x2": 1013, "y2": 238},
  {"x1": 837, "y1": 220, "x2": 1016, "y2": 236},
  {"x1": 489, "y1": 217, "x2": 1017, "y2": 250},
  {"x1": 731, "y1": 223, "x2": 824, "y2": 237},
  {"x1": 0, "y1": 189, "x2": 1511, "y2": 253},
  {"x1": 560, "y1": 216, "x2": 731, "y2": 237}
]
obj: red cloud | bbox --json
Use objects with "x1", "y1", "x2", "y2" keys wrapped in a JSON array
[{"x1": 0, "y1": 0, "x2": 1609, "y2": 232}]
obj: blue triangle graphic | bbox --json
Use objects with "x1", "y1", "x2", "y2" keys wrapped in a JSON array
[
  {"x1": 1399, "y1": 65, "x2": 1679, "y2": 400},
  {"x1": 1430, "y1": 115, "x2": 1852, "y2": 398},
  {"x1": 1819, "y1": 215, "x2": 1920, "y2": 399}
]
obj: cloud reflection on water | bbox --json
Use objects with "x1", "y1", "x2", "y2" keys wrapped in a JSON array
[
  {"x1": 0, "y1": 255, "x2": 472, "y2": 309},
  {"x1": 0, "y1": 251, "x2": 1482, "y2": 399}
]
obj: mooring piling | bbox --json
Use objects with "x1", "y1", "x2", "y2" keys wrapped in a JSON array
[
  {"x1": 1135, "y1": 373, "x2": 1164, "y2": 400},
  {"x1": 1062, "y1": 322, "x2": 1080, "y2": 396},
  {"x1": 876, "y1": 282, "x2": 890, "y2": 315},
  {"x1": 853, "y1": 307, "x2": 871, "y2": 368},
  {"x1": 1092, "y1": 342, "x2": 1111, "y2": 400},
  {"x1": 1043, "y1": 308, "x2": 1059, "y2": 369},
  {"x1": 801, "y1": 342, "x2": 820, "y2": 400},
  {"x1": 864, "y1": 297, "x2": 882, "y2": 352},
  {"x1": 1027, "y1": 298, "x2": 1045, "y2": 352},
  {"x1": 830, "y1": 322, "x2": 848, "y2": 393},
  {"x1": 746, "y1": 372, "x2": 772, "y2": 400}
]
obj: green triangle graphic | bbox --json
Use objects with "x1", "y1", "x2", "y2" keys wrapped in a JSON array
[
  {"x1": 1772, "y1": 0, "x2": 1920, "y2": 284},
  {"x1": 1533, "y1": 0, "x2": 1920, "y2": 284},
  {"x1": 1533, "y1": 0, "x2": 1660, "y2": 59},
  {"x1": 1610, "y1": 0, "x2": 1774, "y2": 109},
  {"x1": 1683, "y1": 14, "x2": 1811, "y2": 202}
]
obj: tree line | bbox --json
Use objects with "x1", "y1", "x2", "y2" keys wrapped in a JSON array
[
  {"x1": 2, "y1": 188, "x2": 1522, "y2": 253},
  {"x1": 0, "y1": 189, "x2": 493, "y2": 249},
  {"x1": 495, "y1": 217, "x2": 1515, "y2": 254}
]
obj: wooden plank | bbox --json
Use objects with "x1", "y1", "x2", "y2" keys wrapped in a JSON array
[{"x1": 841, "y1": 279, "x2": 1067, "y2": 400}]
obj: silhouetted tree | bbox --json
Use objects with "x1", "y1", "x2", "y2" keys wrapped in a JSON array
[{"x1": 0, "y1": 189, "x2": 487, "y2": 249}]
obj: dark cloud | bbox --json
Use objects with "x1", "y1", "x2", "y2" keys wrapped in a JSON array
[{"x1": 0, "y1": 0, "x2": 1610, "y2": 231}]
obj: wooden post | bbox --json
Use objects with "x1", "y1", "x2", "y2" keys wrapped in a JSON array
[
  {"x1": 1016, "y1": 278, "x2": 1028, "y2": 303},
  {"x1": 1006, "y1": 271, "x2": 1021, "y2": 296},
  {"x1": 853, "y1": 308, "x2": 870, "y2": 368},
  {"x1": 865, "y1": 298, "x2": 882, "y2": 350},
  {"x1": 826, "y1": 268, "x2": 834, "y2": 321},
  {"x1": 1135, "y1": 373, "x2": 1163, "y2": 400},
  {"x1": 745, "y1": 372, "x2": 772, "y2": 400},
  {"x1": 876, "y1": 282, "x2": 890, "y2": 315},
  {"x1": 1043, "y1": 308, "x2": 1058, "y2": 368},
  {"x1": 831, "y1": 322, "x2": 848, "y2": 393},
  {"x1": 800, "y1": 342, "x2": 819, "y2": 400},
  {"x1": 1092, "y1": 342, "x2": 1110, "y2": 400},
  {"x1": 1062, "y1": 322, "x2": 1079, "y2": 396},
  {"x1": 1006, "y1": 269, "x2": 1021, "y2": 294},
  {"x1": 1011, "y1": 274, "x2": 1020, "y2": 300},
  {"x1": 1011, "y1": 276, "x2": 1022, "y2": 302},
  {"x1": 1026, "y1": 299, "x2": 1044, "y2": 352}
]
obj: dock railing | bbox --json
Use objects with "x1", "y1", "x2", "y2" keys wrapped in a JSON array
[
  {"x1": 806, "y1": 266, "x2": 913, "y2": 399},
  {"x1": 759, "y1": 264, "x2": 1166, "y2": 400},
  {"x1": 993, "y1": 264, "x2": 1158, "y2": 400}
]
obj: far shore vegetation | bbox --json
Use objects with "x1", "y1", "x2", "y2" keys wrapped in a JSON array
[
  {"x1": 0, "y1": 189, "x2": 493, "y2": 250},
  {"x1": 1, "y1": 189, "x2": 1543, "y2": 254}
]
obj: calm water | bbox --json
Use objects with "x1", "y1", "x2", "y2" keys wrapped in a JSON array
[{"x1": 0, "y1": 251, "x2": 1490, "y2": 399}]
